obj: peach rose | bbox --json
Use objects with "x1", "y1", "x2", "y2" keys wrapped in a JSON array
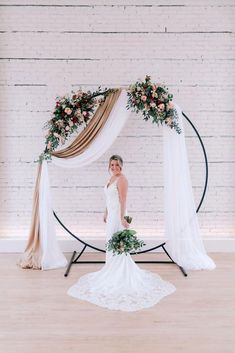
[
  {"x1": 76, "y1": 90, "x2": 83, "y2": 97},
  {"x1": 64, "y1": 107, "x2": 72, "y2": 115}
]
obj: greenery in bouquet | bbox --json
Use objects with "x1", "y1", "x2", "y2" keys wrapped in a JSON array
[
  {"x1": 106, "y1": 216, "x2": 145, "y2": 255},
  {"x1": 39, "y1": 87, "x2": 116, "y2": 162},
  {"x1": 127, "y1": 75, "x2": 181, "y2": 134}
]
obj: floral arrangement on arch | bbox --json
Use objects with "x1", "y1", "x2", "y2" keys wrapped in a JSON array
[
  {"x1": 39, "y1": 75, "x2": 180, "y2": 162},
  {"x1": 127, "y1": 75, "x2": 181, "y2": 134},
  {"x1": 40, "y1": 87, "x2": 115, "y2": 161}
]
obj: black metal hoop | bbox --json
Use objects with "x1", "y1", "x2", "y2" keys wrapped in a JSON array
[
  {"x1": 54, "y1": 112, "x2": 208, "y2": 277},
  {"x1": 182, "y1": 112, "x2": 208, "y2": 213}
]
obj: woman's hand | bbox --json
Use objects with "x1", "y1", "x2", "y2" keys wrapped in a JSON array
[{"x1": 121, "y1": 217, "x2": 129, "y2": 229}]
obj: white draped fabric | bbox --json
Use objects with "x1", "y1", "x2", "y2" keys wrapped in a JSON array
[
  {"x1": 39, "y1": 161, "x2": 68, "y2": 270},
  {"x1": 163, "y1": 105, "x2": 215, "y2": 270},
  {"x1": 38, "y1": 91, "x2": 215, "y2": 271}
]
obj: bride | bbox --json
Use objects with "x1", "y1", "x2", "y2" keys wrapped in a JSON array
[{"x1": 67, "y1": 155, "x2": 176, "y2": 311}]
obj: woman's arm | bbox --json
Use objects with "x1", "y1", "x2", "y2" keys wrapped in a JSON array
[{"x1": 117, "y1": 176, "x2": 129, "y2": 228}]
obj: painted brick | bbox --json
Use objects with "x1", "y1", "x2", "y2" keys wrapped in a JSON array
[{"x1": 0, "y1": 1, "x2": 234, "y2": 241}]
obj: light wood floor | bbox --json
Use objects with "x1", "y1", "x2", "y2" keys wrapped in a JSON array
[{"x1": 0, "y1": 253, "x2": 234, "y2": 353}]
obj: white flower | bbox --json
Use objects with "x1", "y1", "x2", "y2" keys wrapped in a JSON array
[{"x1": 166, "y1": 118, "x2": 173, "y2": 126}]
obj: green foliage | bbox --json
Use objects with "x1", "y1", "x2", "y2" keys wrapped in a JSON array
[
  {"x1": 106, "y1": 229, "x2": 145, "y2": 255},
  {"x1": 127, "y1": 75, "x2": 181, "y2": 134},
  {"x1": 106, "y1": 216, "x2": 145, "y2": 255}
]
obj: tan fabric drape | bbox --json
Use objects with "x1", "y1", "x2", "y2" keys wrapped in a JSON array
[
  {"x1": 18, "y1": 163, "x2": 42, "y2": 269},
  {"x1": 19, "y1": 89, "x2": 122, "y2": 269}
]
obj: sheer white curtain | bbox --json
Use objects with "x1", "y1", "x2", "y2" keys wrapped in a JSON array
[
  {"x1": 163, "y1": 105, "x2": 216, "y2": 270},
  {"x1": 39, "y1": 90, "x2": 130, "y2": 269},
  {"x1": 39, "y1": 161, "x2": 68, "y2": 270}
]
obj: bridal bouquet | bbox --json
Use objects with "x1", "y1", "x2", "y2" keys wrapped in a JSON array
[
  {"x1": 106, "y1": 216, "x2": 145, "y2": 255},
  {"x1": 127, "y1": 75, "x2": 181, "y2": 134}
]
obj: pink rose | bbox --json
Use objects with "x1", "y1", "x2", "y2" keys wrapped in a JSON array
[
  {"x1": 82, "y1": 111, "x2": 88, "y2": 116},
  {"x1": 64, "y1": 107, "x2": 72, "y2": 115},
  {"x1": 65, "y1": 125, "x2": 70, "y2": 131},
  {"x1": 150, "y1": 102, "x2": 156, "y2": 108},
  {"x1": 76, "y1": 90, "x2": 83, "y2": 97},
  {"x1": 141, "y1": 95, "x2": 147, "y2": 102}
]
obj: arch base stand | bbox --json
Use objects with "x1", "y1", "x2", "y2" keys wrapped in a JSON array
[
  {"x1": 53, "y1": 212, "x2": 187, "y2": 278},
  {"x1": 64, "y1": 242, "x2": 187, "y2": 278}
]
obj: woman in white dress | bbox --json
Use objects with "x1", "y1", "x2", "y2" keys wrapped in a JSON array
[{"x1": 67, "y1": 155, "x2": 176, "y2": 311}]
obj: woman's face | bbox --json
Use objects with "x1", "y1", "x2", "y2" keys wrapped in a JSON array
[{"x1": 110, "y1": 159, "x2": 122, "y2": 176}]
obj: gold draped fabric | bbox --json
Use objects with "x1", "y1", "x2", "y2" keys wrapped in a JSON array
[
  {"x1": 18, "y1": 89, "x2": 122, "y2": 269},
  {"x1": 18, "y1": 163, "x2": 42, "y2": 269}
]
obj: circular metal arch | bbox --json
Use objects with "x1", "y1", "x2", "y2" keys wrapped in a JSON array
[{"x1": 53, "y1": 112, "x2": 208, "y2": 253}]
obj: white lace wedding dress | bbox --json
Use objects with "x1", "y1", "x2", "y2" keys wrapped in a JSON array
[{"x1": 67, "y1": 179, "x2": 176, "y2": 311}]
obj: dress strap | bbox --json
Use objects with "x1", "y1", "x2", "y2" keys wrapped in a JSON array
[{"x1": 107, "y1": 177, "x2": 120, "y2": 189}]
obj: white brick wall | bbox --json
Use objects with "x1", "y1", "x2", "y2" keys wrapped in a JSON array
[{"x1": 0, "y1": 0, "x2": 234, "y2": 247}]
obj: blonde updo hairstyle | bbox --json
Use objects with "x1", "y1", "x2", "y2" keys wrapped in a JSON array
[{"x1": 108, "y1": 155, "x2": 123, "y2": 172}]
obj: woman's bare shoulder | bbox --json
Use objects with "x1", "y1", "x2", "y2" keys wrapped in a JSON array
[{"x1": 117, "y1": 174, "x2": 128, "y2": 186}]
